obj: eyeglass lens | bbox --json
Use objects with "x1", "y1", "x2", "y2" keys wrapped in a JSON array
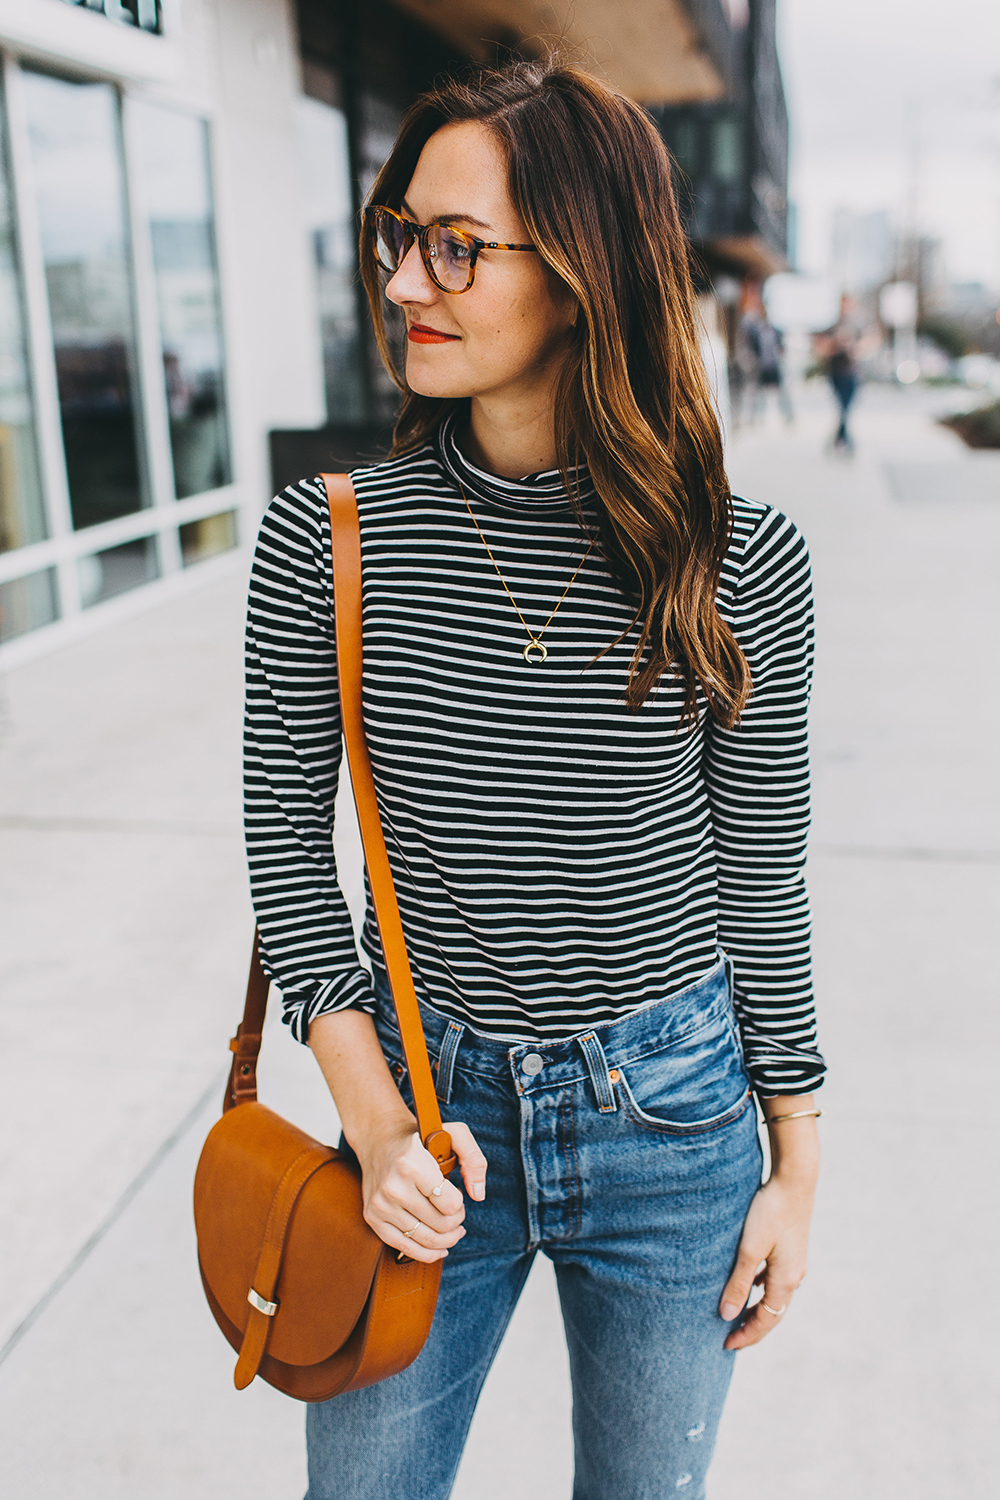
[
  {"x1": 374, "y1": 212, "x2": 473, "y2": 292},
  {"x1": 374, "y1": 212, "x2": 408, "y2": 271}
]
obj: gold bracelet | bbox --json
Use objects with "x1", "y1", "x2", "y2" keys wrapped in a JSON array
[{"x1": 765, "y1": 1108, "x2": 822, "y2": 1125}]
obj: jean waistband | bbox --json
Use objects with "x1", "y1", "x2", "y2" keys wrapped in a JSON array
[{"x1": 373, "y1": 955, "x2": 735, "y2": 1113}]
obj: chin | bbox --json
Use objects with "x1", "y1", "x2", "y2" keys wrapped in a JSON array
[{"x1": 404, "y1": 357, "x2": 474, "y2": 401}]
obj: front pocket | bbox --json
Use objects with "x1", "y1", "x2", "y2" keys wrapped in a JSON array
[
  {"x1": 615, "y1": 1011, "x2": 751, "y2": 1135},
  {"x1": 618, "y1": 1074, "x2": 751, "y2": 1134}
]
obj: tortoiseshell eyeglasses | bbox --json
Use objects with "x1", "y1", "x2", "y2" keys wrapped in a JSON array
[{"x1": 366, "y1": 205, "x2": 537, "y2": 295}]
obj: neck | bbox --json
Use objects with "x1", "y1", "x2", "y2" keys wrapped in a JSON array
[{"x1": 462, "y1": 388, "x2": 559, "y2": 480}]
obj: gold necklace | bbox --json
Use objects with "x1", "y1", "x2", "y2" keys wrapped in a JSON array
[{"x1": 460, "y1": 484, "x2": 595, "y2": 664}]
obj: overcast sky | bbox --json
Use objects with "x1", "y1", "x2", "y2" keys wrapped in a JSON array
[{"x1": 779, "y1": 0, "x2": 1000, "y2": 290}]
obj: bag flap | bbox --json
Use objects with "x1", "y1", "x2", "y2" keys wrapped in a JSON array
[{"x1": 194, "y1": 1102, "x2": 383, "y2": 1365}]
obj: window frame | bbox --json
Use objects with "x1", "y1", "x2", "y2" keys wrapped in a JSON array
[{"x1": 0, "y1": 52, "x2": 242, "y2": 655}]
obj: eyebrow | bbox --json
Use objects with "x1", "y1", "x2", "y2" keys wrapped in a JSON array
[{"x1": 400, "y1": 197, "x2": 492, "y2": 231}]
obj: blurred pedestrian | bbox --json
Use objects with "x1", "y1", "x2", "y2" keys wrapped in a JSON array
[
  {"x1": 743, "y1": 297, "x2": 794, "y2": 424},
  {"x1": 245, "y1": 59, "x2": 824, "y2": 1500},
  {"x1": 817, "y1": 299, "x2": 861, "y2": 451}
]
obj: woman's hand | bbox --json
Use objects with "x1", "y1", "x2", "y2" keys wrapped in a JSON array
[
  {"x1": 719, "y1": 1100, "x2": 820, "y2": 1350},
  {"x1": 307, "y1": 1008, "x2": 488, "y2": 1265},
  {"x1": 354, "y1": 1114, "x2": 488, "y2": 1265}
]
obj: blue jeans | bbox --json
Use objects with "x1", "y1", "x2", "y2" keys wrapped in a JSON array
[{"x1": 306, "y1": 958, "x2": 762, "y2": 1500}]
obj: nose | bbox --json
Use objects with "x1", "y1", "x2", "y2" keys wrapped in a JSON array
[{"x1": 385, "y1": 239, "x2": 437, "y2": 308}]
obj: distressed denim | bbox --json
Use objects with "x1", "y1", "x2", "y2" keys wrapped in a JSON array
[{"x1": 305, "y1": 957, "x2": 762, "y2": 1500}]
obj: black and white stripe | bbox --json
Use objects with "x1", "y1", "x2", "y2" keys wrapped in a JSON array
[{"x1": 244, "y1": 414, "x2": 825, "y2": 1096}]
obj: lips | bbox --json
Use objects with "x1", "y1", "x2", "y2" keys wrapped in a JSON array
[{"x1": 407, "y1": 323, "x2": 460, "y2": 344}]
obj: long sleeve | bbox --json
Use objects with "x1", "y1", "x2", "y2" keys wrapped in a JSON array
[
  {"x1": 704, "y1": 505, "x2": 826, "y2": 1096},
  {"x1": 243, "y1": 480, "x2": 374, "y2": 1042}
]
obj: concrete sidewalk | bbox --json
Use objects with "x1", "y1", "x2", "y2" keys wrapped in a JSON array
[{"x1": 1, "y1": 382, "x2": 998, "y2": 1497}]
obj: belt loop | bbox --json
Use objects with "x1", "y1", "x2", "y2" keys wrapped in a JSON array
[
  {"x1": 721, "y1": 948, "x2": 734, "y2": 1000},
  {"x1": 434, "y1": 1020, "x2": 464, "y2": 1106},
  {"x1": 578, "y1": 1032, "x2": 617, "y2": 1114}
]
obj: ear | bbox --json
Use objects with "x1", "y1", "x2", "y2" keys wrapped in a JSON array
[
  {"x1": 559, "y1": 282, "x2": 581, "y2": 331},
  {"x1": 543, "y1": 260, "x2": 580, "y2": 332}
]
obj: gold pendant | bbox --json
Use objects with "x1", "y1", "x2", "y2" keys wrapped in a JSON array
[{"x1": 523, "y1": 639, "x2": 548, "y2": 664}]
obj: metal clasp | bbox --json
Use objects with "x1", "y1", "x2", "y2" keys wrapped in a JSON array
[{"x1": 247, "y1": 1287, "x2": 278, "y2": 1317}]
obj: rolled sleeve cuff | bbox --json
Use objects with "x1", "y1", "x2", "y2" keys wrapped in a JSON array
[
  {"x1": 740, "y1": 1039, "x2": 827, "y2": 1098},
  {"x1": 280, "y1": 966, "x2": 377, "y2": 1045}
]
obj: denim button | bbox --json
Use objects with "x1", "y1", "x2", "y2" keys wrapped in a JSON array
[{"x1": 522, "y1": 1052, "x2": 545, "y2": 1076}]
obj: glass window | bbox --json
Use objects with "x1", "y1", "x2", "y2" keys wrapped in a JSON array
[
  {"x1": 78, "y1": 535, "x2": 158, "y2": 607},
  {"x1": 179, "y1": 509, "x2": 237, "y2": 566},
  {"x1": 131, "y1": 102, "x2": 232, "y2": 498},
  {"x1": 672, "y1": 117, "x2": 699, "y2": 177},
  {"x1": 712, "y1": 117, "x2": 744, "y2": 186},
  {"x1": 0, "y1": 89, "x2": 45, "y2": 556},
  {"x1": 296, "y1": 85, "x2": 366, "y2": 423},
  {"x1": 0, "y1": 568, "x2": 57, "y2": 641},
  {"x1": 58, "y1": 1, "x2": 163, "y2": 32},
  {"x1": 23, "y1": 70, "x2": 146, "y2": 531}
]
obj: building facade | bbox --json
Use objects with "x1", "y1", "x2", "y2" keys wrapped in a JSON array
[
  {"x1": 649, "y1": 0, "x2": 789, "y2": 284},
  {"x1": 0, "y1": 0, "x2": 784, "y2": 664}
]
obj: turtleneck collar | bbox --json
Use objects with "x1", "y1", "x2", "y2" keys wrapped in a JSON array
[{"x1": 435, "y1": 409, "x2": 596, "y2": 516}]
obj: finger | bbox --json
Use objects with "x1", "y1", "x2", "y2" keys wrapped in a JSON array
[
  {"x1": 413, "y1": 1160, "x2": 465, "y2": 1218},
  {"x1": 369, "y1": 1208, "x2": 447, "y2": 1264},
  {"x1": 372, "y1": 1212, "x2": 465, "y2": 1265},
  {"x1": 370, "y1": 1177, "x2": 466, "y2": 1239},
  {"x1": 445, "y1": 1121, "x2": 488, "y2": 1201},
  {"x1": 724, "y1": 1273, "x2": 798, "y2": 1350},
  {"x1": 387, "y1": 1136, "x2": 465, "y2": 1220},
  {"x1": 394, "y1": 1213, "x2": 465, "y2": 1256},
  {"x1": 719, "y1": 1250, "x2": 766, "y2": 1322},
  {"x1": 394, "y1": 1182, "x2": 466, "y2": 1234},
  {"x1": 384, "y1": 1225, "x2": 446, "y2": 1265}
]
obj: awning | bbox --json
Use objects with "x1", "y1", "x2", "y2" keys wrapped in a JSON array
[
  {"x1": 388, "y1": 0, "x2": 727, "y2": 104},
  {"x1": 699, "y1": 234, "x2": 788, "y2": 281}
]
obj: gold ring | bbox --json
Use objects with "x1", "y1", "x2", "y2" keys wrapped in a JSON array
[
  {"x1": 429, "y1": 1184, "x2": 443, "y2": 1198},
  {"x1": 761, "y1": 1302, "x2": 786, "y2": 1317},
  {"x1": 402, "y1": 1220, "x2": 422, "y2": 1240}
]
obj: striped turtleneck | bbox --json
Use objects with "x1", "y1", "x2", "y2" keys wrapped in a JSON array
[{"x1": 243, "y1": 413, "x2": 825, "y2": 1096}]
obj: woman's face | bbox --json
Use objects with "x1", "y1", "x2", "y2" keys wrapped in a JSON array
[{"x1": 384, "y1": 121, "x2": 577, "y2": 404}]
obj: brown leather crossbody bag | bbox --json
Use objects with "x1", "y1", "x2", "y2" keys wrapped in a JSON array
[{"x1": 194, "y1": 474, "x2": 456, "y2": 1401}]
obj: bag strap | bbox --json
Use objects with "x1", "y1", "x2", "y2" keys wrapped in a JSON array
[
  {"x1": 322, "y1": 472, "x2": 453, "y2": 1168},
  {"x1": 225, "y1": 475, "x2": 454, "y2": 1174}
]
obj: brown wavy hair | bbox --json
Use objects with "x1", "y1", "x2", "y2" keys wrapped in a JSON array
[{"x1": 360, "y1": 60, "x2": 751, "y2": 724}]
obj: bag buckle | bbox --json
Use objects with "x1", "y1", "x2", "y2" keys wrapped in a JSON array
[{"x1": 247, "y1": 1287, "x2": 278, "y2": 1317}]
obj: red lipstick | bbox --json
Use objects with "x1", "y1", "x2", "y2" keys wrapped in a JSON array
[{"x1": 407, "y1": 323, "x2": 460, "y2": 344}]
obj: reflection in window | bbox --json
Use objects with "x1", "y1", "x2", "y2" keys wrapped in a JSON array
[
  {"x1": 24, "y1": 71, "x2": 146, "y2": 530},
  {"x1": 78, "y1": 535, "x2": 158, "y2": 607},
  {"x1": 712, "y1": 117, "x2": 744, "y2": 185},
  {"x1": 179, "y1": 509, "x2": 237, "y2": 566},
  {"x1": 0, "y1": 568, "x2": 57, "y2": 641},
  {"x1": 0, "y1": 90, "x2": 45, "y2": 556},
  {"x1": 296, "y1": 76, "x2": 366, "y2": 423},
  {"x1": 131, "y1": 102, "x2": 231, "y2": 498},
  {"x1": 671, "y1": 117, "x2": 699, "y2": 177}
]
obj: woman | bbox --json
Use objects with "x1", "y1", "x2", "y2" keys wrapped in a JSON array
[{"x1": 245, "y1": 60, "x2": 824, "y2": 1500}]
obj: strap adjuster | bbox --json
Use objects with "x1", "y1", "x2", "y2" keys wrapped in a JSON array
[{"x1": 247, "y1": 1287, "x2": 278, "y2": 1317}]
